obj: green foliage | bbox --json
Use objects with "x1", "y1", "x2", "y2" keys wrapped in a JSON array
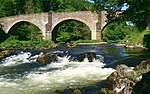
[
  {"x1": 102, "y1": 22, "x2": 137, "y2": 42},
  {"x1": 9, "y1": 22, "x2": 41, "y2": 41},
  {"x1": 122, "y1": 29, "x2": 150, "y2": 45},
  {"x1": 92, "y1": 0, "x2": 150, "y2": 31},
  {"x1": 0, "y1": 0, "x2": 15, "y2": 17},
  {"x1": 0, "y1": 35, "x2": 55, "y2": 49},
  {"x1": 123, "y1": 0, "x2": 150, "y2": 31},
  {"x1": 53, "y1": 20, "x2": 91, "y2": 43},
  {"x1": 57, "y1": 0, "x2": 92, "y2": 12}
]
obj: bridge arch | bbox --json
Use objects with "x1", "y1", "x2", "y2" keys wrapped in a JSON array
[
  {"x1": 51, "y1": 17, "x2": 93, "y2": 33},
  {"x1": 51, "y1": 19, "x2": 91, "y2": 42},
  {"x1": 6, "y1": 20, "x2": 42, "y2": 34}
]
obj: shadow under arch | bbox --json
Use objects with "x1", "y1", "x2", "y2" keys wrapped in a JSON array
[
  {"x1": 8, "y1": 21, "x2": 42, "y2": 40},
  {"x1": 0, "y1": 28, "x2": 9, "y2": 43},
  {"x1": 51, "y1": 19, "x2": 92, "y2": 42}
]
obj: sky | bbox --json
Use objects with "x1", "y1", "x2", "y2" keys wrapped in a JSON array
[{"x1": 86, "y1": 0, "x2": 129, "y2": 10}]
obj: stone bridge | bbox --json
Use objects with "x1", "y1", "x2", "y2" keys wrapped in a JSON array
[{"x1": 0, "y1": 11, "x2": 107, "y2": 41}]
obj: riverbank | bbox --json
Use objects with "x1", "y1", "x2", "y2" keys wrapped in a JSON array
[{"x1": 100, "y1": 59, "x2": 150, "y2": 94}]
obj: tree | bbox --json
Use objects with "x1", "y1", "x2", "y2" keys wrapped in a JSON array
[
  {"x1": 57, "y1": 0, "x2": 92, "y2": 12},
  {"x1": 102, "y1": 21, "x2": 137, "y2": 41},
  {"x1": 23, "y1": 0, "x2": 42, "y2": 14},
  {"x1": 91, "y1": 0, "x2": 150, "y2": 31},
  {"x1": 122, "y1": 0, "x2": 150, "y2": 30},
  {"x1": 0, "y1": 0, "x2": 15, "y2": 17},
  {"x1": 53, "y1": 20, "x2": 91, "y2": 43}
]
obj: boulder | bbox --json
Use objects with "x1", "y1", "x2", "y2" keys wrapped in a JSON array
[
  {"x1": 0, "y1": 49, "x2": 13, "y2": 60},
  {"x1": 74, "y1": 52, "x2": 97, "y2": 62},
  {"x1": 36, "y1": 52, "x2": 57, "y2": 64}
]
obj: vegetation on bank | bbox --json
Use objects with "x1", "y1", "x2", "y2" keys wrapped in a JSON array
[
  {"x1": 0, "y1": 36, "x2": 57, "y2": 49},
  {"x1": 120, "y1": 29, "x2": 150, "y2": 48},
  {"x1": 74, "y1": 39, "x2": 100, "y2": 43}
]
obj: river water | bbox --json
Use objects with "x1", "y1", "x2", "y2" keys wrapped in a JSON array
[{"x1": 0, "y1": 44, "x2": 149, "y2": 94}]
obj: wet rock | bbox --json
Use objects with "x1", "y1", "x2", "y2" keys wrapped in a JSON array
[
  {"x1": 67, "y1": 42, "x2": 77, "y2": 48},
  {"x1": 72, "y1": 89, "x2": 84, "y2": 94},
  {"x1": 102, "y1": 59, "x2": 150, "y2": 94},
  {"x1": 100, "y1": 88, "x2": 115, "y2": 94},
  {"x1": 74, "y1": 52, "x2": 97, "y2": 62},
  {"x1": 134, "y1": 60, "x2": 150, "y2": 71},
  {"x1": 0, "y1": 49, "x2": 14, "y2": 60},
  {"x1": 36, "y1": 52, "x2": 57, "y2": 64}
]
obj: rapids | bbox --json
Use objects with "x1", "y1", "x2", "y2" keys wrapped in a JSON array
[
  {"x1": 0, "y1": 44, "x2": 149, "y2": 94},
  {"x1": 0, "y1": 50, "x2": 115, "y2": 94}
]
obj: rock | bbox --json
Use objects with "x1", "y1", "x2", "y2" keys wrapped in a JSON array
[
  {"x1": 116, "y1": 64, "x2": 134, "y2": 77},
  {"x1": 100, "y1": 88, "x2": 116, "y2": 94},
  {"x1": 72, "y1": 89, "x2": 84, "y2": 94},
  {"x1": 135, "y1": 60, "x2": 150, "y2": 71},
  {"x1": 67, "y1": 42, "x2": 77, "y2": 48},
  {"x1": 103, "y1": 60, "x2": 150, "y2": 94},
  {"x1": 0, "y1": 49, "x2": 14, "y2": 60},
  {"x1": 74, "y1": 52, "x2": 97, "y2": 62},
  {"x1": 36, "y1": 52, "x2": 57, "y2": 64}
]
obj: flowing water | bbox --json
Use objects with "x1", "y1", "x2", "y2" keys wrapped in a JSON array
[{"x1": 0, "y1": 44, "x2": 149, "y2": 94}]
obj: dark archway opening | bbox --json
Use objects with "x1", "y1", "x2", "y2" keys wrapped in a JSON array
[
  {"x1": 8, "y1": 21, "x2": 42, "y2": 41},
  {"x1": 0, "y1": 29, "x2": 9, "y2": 43},
  {"x1": 52, "y1": 20, "x2": 91, "y2": 43}
]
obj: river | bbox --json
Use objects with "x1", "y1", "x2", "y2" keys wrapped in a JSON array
[{"x1": 0, "y1": 44, "x2": 149, "y2": 94}]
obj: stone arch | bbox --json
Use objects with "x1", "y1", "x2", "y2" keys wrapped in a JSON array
[
  {"x1": 51, "y1": 17, "x2": 93, "y2": 33},
  {"x1": 51, "y1": 18, "x2": 92, "y2": 42},
  {"x1": 6, "y1": 20, "x2": 43, "y2": 34}
]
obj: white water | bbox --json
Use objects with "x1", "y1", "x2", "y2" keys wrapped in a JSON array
[{"x1": 0, "y1": 51, "x2": 115, "y2": 94}]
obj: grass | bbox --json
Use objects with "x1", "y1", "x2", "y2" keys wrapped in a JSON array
[
  {"x1": 0, "y1": 36, "x2": 57, "y2": 49},
  {"x1": 74, "y1": 39, "x2": 100, "y2": 43}
]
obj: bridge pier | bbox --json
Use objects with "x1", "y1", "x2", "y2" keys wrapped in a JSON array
[{"x1": 43, "y1": 31, "x2": 51, "y2": 40}]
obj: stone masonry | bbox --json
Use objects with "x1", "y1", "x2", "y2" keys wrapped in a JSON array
[{"x1": 0, "y1": 11, "x2": 107, "y2": 41}]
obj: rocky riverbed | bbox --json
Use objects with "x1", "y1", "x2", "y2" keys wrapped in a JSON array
[{"x1": 100, "y1": 59, "x2": 150, "y2": 94}]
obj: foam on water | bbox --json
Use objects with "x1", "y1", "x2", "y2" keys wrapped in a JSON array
[
  {"x1": 0, "y1": 52, "x2": 38, "y2": 66},
  {"x1": 0, "y1": 51, "x2": 115, "y2": 94}
]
